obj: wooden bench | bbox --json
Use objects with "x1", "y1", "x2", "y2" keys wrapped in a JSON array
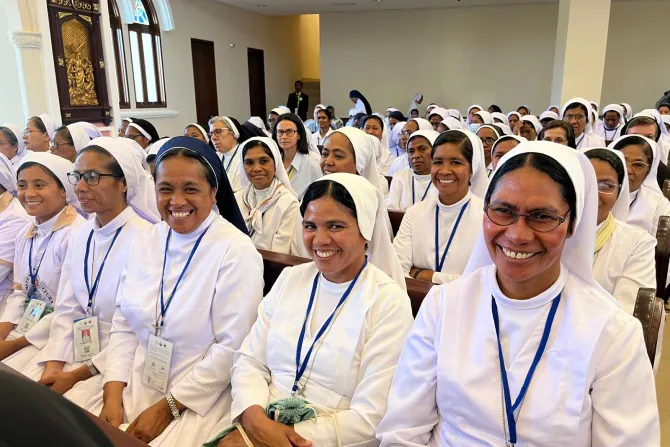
[
  {"x1": 388, "y1": 210, "x2": 405, "y2": 238},
  {"x1": 258, "y1": 249, "x2": 433, "y2": 317},
  {"x1": 633, "y1": 288, "x2": 665, "y2": 367},
  {"x1": 385, "y1": 175, "x2": 392, "y2": 188},
  {"x1": 655, "y1": 216, "x2": 670, "y2": 302},
  {"x1": 663, "y1": 179, "x2": 670, "y2": 201}
]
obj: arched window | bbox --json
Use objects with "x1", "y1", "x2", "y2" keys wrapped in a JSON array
[
  {"x1": 128, "y1": 0, "x2": 166, "y2": 108},
  {"x1": 108, "y1": 0, "x2": 130, "y2": 109}
]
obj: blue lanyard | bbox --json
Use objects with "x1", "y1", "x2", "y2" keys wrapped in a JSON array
[
  {"x1": 84, "y1": 228, "x2": 122, "y2": 313},
  {"x1": 575, "y1": 133, "x2": 585, "y2": 148},
  {"x1": 28, "y1": 234, "x2": 53, "y2": 289},
  {"x1": 630, "y1": 192, "x2": 640, "y2": 209},
  {"x1": 492, "y1": 293, "x2": 561, "y2": 446},
  {"x1": 225, "y1": 145, "x2": 239, "y2": 173},
  {"x1": 155, "y1": 225, "x2": 210, "y2": 335},
  {"x1": 411, "y1": 177, "x2": 431, "y2": 205},
  {"x1": 434, "y1": 201, "x2": 469, "y2": 272},
  {"x1": 293, "y1": 258, "x2": 368, "y2": 394}
]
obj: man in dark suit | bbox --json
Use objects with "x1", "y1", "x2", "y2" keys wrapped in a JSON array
[{"x1": 287, "y1": 80, "x2": 309, "y2": 121}]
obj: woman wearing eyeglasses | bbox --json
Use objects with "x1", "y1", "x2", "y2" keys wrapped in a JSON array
[
  {"x1": 610, "y1": 135, "x2": 670, "y2": 237},
  {"x1": 272, "y1": 113, "x2": 322, "y2": 201},
  {"x1": 560, "y1": 98, "x2": 605, "y2": 150},
  {"x1": 50, "y1": 125, "x2": 91, "y2": 163},
  {"x1": 23, "y1": 115, "x2": 56, "y2": 153},
  {"x1": 393, "y1": 130, "x2": 488, "y2": 285},
  {"x1": 0, "y1": 125, "x2": 26, "y2": 169},
  {"x1": 378, "y1": 141, "x2": 659, "y2": 446},
  {"x1": 124, "y1": 119, "x2": 159, "y2": 151},
  {"x1": 0, "y1": 152, "x2": 85, "y2": 370},
  {"x1": 476, "y1": 124, "x2": 503, "y2": 169},
  {"x1": 13, "y1": 137, "x2": 160, "y2": 405},
  {"x1": 387, "y1": 118, "x2": 433, "y2": 176}
]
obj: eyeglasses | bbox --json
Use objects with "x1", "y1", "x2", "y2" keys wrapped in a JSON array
[
  {"x1": 400, "y1": 130, "x2": 412, "y2": 137},
  {"x1": 597, "y1": 181, "x2": 621, "y2": 194},
  {"x1": 125, "y1": 134, "x2": 145, "y2": 141},
  {"x1": 626, "y1": 160, "x2": 650, "y2": 173},
  {"x1": 479, "y1": 137, "x2": 497, "y2": 146},
  {"x1": 277, "y1": 129, "x2": 297, "y2": 137},
  {"x1": 563, "y1": 114, "x2": 586, "y2": 122},
  {"x1": 484, "y1": 204, "x2": 571, "y2": 233},
  {"x1": 22, "y1": 130, "x2": 40, "y2": 137},
  {"x1": 67, "y1": 171, "x2": 121, "y2": 186},
  {"x1": 50, "y1": 140, "x2": 72, "y2": 149},
  {"x1": 208, "y1": 128, "x2": 231, "y2": 138}
]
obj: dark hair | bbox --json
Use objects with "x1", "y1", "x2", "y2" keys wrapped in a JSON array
[
  {"x1": 361, "y1": 115, "x2": 383, "y2": 129},
  {"x1": 538, "y1": 120, "x2": 577, "y2": 149},
  {"x1": 486, "y1": 152, "x2": 576, "y2": 233},
  {"x1": 389, "y1": 111, "x2": 406, "y2": 122},
  {"x1": 621, "y1": 116, "x2": 661, "y2": 141},
  {"x1": 407, "y1": 134, "x2": 432, "y2": 148},
  {"x1": 564, "y1": 102, "x2": 589, "y2": 123},
  {"x1": 272, "y1": 113, "x2": 309, "y2": 155},
  {"x1": 295, "y1": 80, "x2": 303, "y2": 86},
  {"x1": 242, "y1": 140, "x2": 275, "y2": 162},
  {"x1": 28, "y1": 116, "x2": 47, "y2": 134},
  {"x1": 584, "y1": 148, "x2": 625, "y2": 195},
  {"x1": 129, "y1": 118, "x2": 160, "y2": 142},
  {"x1": 349, "y1": 90, "x2": 372, "y2": 115},
  {"x1": 478, "y1": 124, "x2": 504, "y2": 138},
  {"x1": 489, "y1": 104, "x2": 502, "y2": 113},
  {"x1": 657, "y1": 103, "x2": 670, "y2": 111},
  {"x1": 326, "y1": 105, "x2": 335, "y2": 112},
  {"x1": 353, "y1": 113, "x2": 367, "y2": 129},
  {"x1": 54, "y1": 126, "x2": 74, "y2": 146},
  {"x1": 300, "y1": 180, "x2": 357, "y2": 219},
  {"x1": 17, "y1": 162, "x2": 65, "y2": 191},
  {"x1": 517, "y1": 106, "x2": 530, "y2": 114},
  {"x1": 155, "y1": 148, "x2": 217, "y2": 190},
  {"x1": 433, "y1": 130, "x2": 473, "y2": 168},
  {"x1": 491, "y1": 135, "x2": 522, "y2": 157},
  {"x1": 78, "y1": 145, "x2": 125, "y2": 180},
  {"x1": 613, "y1": 135, "x2": 654, "y2": 166},
  {"x1": 146, "y1": 154, "x2": 157, "y2": 163},
  {"x1": 317, "y1": 108, "x2": 333, "y2": 120},
  {"x1": 0, "y1": 127, "x2": 18, "y2": 146}
]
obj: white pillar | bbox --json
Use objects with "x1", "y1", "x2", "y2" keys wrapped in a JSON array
[
  {"x1": 550, "y1": 0, "x2": 612, "y2": 107},
  {"x1": 8, "y1": 31, "x2": 48, "y2": 120}
]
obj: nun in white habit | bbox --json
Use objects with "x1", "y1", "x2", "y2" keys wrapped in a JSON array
[
  {"x1": 560, "y1": 97, "x2": 606, "y2": 149},
  {"x1": 0, "y1": 154, "x2": 30, "y2": 314},
  {"x1": 15, "y1": 137, "x2": 160, "y2": 405},
  {"x1": 389, "y1": 121, "x2": 407, "y2": 158},
  {"x1": 621, "y1": 102, "x2": 634, "y2": 121},
  {"x1": 0, "y1": 152, "x2": 85, "y2": 371},
  {"x1": 1, "y1": 123, "x2": 29, "y2": 169},
  {"x1": 609, "y1": 134, "x2": 670, "y2": 236},
  {"x1": 388, "y1": 118, "x2": 433, "y2": 176},
  {"x1": 491, "y1": 112, "x2": 509, "y2": 127},
  {"x1": 378, "y1": 141, "x2": 659, "y2": 446},
  {"x1": 50, "y1": 124, "x2": 91, "y2": 163},
  {"x1": 212, "y1": 173, "x2": 413, "y2": 447},
  {"x1": 637, "y1": 108, "x2": 670, "y2": 163},
  {"x1": 393, "y1": 129, "x2": 488, "y2": 284},
  {"x1": 235, "y1": 137, "x2": 299, "y2": 254},
  {"x1": 85, "y1": 137, "x2": 263, "y2": 447},
  {"x1": 598, "y1": 104, "x2": 625, "y2": 143}
]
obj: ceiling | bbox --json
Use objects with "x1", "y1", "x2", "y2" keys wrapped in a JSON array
[{"x1": 216, "y1": 0, "x2": 561, "y2": 16}]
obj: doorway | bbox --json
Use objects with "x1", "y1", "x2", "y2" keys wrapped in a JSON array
[
  {"x1": 247, "y1": 48, "x2": 267, "y2": 119},
  {"x1": 191, "y1": 39, "x2": 219, "y2": 126}
]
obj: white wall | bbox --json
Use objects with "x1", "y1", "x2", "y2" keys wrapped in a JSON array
[{"x1": 0, "y1": 18, "x2": 28, "y2": 126}]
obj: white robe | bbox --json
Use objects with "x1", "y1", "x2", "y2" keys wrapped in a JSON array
[
  {"x1": 86, "y1": 211, "x2": 264, "y2": 447},
  {"x1": 387, "y1": 154, "x2": 410, "y2": 177},
  {"x1": 386, "y1": 169, "x2": 434, "y2": 212},
  {"x1": 393, "y1": 191, "x2": 483, "y2": 284},
  {"x1": 313, "y1": 128, "x2": 334, "y2": 146},
  {"x1": 0, "y1": 193, "x2": 30, "y2": 314},
  {"x1": 628, "y1": 186, "x2": 670, "y2": 236},
  {"x1": 235, "y1": 188, "x2": 300, "y2": 254},
  {"x1": 576, "y1": 132, "x2": 606, "y2": 150},
  {"x1": 221, "y1": 145, "x2": 243, "y2": 193},
  {"x1": 225, "y1": 262, "x2": 413, "y2": 446},
  {"x1": 1, "y1": 205, "x2": 84, "y2": 371},
  {"x1": 377, "y1": 264, "x2": 659, "y2": 446},
  {"x1": 17, "y1": 207, "x2": 152, "y2": 406},
  {"x1": 288, "y1": 151, "x2": 323, "y2": 201},
  {"x1": 593, "y1": 219, "x2": 656, "y2": 314}
]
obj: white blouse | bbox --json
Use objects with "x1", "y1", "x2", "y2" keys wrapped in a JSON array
[
  {"x1": 313, "y1": 128, "x2": 334, "y2": 146},
  {"x1": 0, "y1": 193, "x2": 30, "y2": 310},
  {"x1": 393, "y1": 191, "x2": 484, "y2": 284},
  {"x1": 576, "y1": 132, "x2": 606, "y2": 150},
  {"x1": 628, "y1": 186, "x2": 670, "y2": 236},
  {"x1": 228, "y1": 262, "x2": 413, "y2": 446},
  {"x1": 221, "y1": 145, "x2": 243, "y2": 194},
  {"x1": 593, "y1": 219, "x2": 656, "y2": 314},
  {"x1": 387, "y1": 154, "x2": 410, "y2": 177},
  {"x1": 377, "y1": 264, "x2": 659, "y2": 446},
  {"x1": 288, "y1": 151, "x2": 323, "y2": 201},
  {"x1": 386, "y1": 169, "x2": 434, "y2": 212}
]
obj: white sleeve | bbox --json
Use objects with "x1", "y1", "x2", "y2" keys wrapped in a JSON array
[
  {"x1": 170, "y1": 236, "x2": 264, "y2": 416},
  {"x1": 270, "y1": 200, "x2": 299, "y2": 255},
  {"x1": 1, "y1": 289, "x2": 27, "y2": 325},
  {"x1": 291, "y1": 212, "x2": 310, "y2": 258},
  {"x1": 612, "y1": 233, "x2": 656, "y2": 313},
  {"x1": 386, "y1": 176, "x2": 403, "y2": 211},
  {"x1": 431, "y1": 272, "x2": 460, "y2": 285},
  {"x1": 590, "y1": 314, "x2": 660, "y2": 446},
  {"x1": 294, "y1": 289, "x2": 414, "y2": 446},
  {"x1": 393, "y1": 209, "x2": 414, "y2": 276},
  {"x1": 377, "y1": 288, "x2": 442, "y2": 446},
  {"x1": 0, "y1": 265, "x2": 11, "y2": 285}
]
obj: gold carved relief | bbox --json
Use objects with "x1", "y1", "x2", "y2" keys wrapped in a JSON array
[
  {"x1": 79, "y1": 15, "x2": 92, "y2": 25},
  {"x1": 58, "y1": 12, "x2": 73, "y2": 19},
  {"x1": 62, "y1": 18, "x2": 99, "y2": 106}
]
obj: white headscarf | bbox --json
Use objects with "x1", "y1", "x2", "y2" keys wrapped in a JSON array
[
  {"x1": 491, "y1": 135, "x2": 528, "y2": 160},
  {"x1": 185, "y1": 123, "x2": 210, "y2": 143},
  {"x1": 662, "y1": 115, "x2": 670, "y2": 130},
  {"x1": 147, "y1": 137, "x2": 169, "y2": 156},
  {"x1": 477, "y1": 124, "x2": 503, "y2": 140},
  {"x1": 520, "y1": 115, "x2": 542, "y2": 135},
  {"x1": 18, "y1": 151, "x2": 78, "y2": 207},
  {"x1": 332, "y1": 127, "x2": 386, "y2": 194},
  {"x1": 602, "y1": 104, "x2": 625, "y2": 124},
  {"x1": 426, "y1": 104, "x2": 439, "y2": 115},
  {"x1": 317, "y1": 172, "x2": 406, "y2": 289},
  {"x1": 608, "y1": 134, "x2": 662, "y2": 195},
  {"x1": 466, "y1": 105, "x2": 483, "y2": 124},
  {"x1": 87, "y1": 137, "x2": 161, "y2": 223},
  {"x1": 496, "y1": 124, "x2": 513, "y2": 136},
  {"x1": 65, "y1": 124, "x2": 91, "y2": 153},
  {"x1": 561, "y1": 97, "x2": 596, "y2": 134},
  {"x1": 446, "y1": 109, "x2": 463, "y2": 122},
  {"x1": 638, "y1": 109, "x2": 670, "y2": 138},
  {"x1": 441, "y1": 117, "x2": 466, "y2": 131},
  {"x1": 621, "y1": 103, "x2": 633, "y2": 120},
  {"x1": 491, "y1": 112, "x2": 509, "y2": 126},
  {"x1": 408, "y1": 93, "x2": 423, "y2": 116},
  {"x1": 313, "y1": 104, "x2": 327, "y2": 122},
  {"x1": 238, "y1": 137, "x2": 296, "y2": 196},
  {"x1": 219, "y1": 117, "x2": 240, "y2": 139},
  {"x1": 0, "y1": 154, "x2": 16, "y2": 195},
  {"x1": 70, "y1": 122, "x2": 102, "y2": 139},
  {"x1": 465, "y1": 141, "x2": 607, "y2": 295},
  {"x1": 582, "y1": 147, "x2": 630, "y2": 222},
  {"x1": 1, "y1": 123, "x2": 27, "y2": 159},
  {"x1": 506, "y1": 111, "x2": 521, "y2": 123},
  {"x1": 448, "y1": 129, "x2": 488, "y2": 198},
  {"x1": 270, "y1": 107, "x2": 287, "y2": 116},
  {"x1": 428, "y1": 107, "x2": 449, "y2": 122},
  {"x1": 248, "y1": 117, "x2": 271, "y2": 136},
  {"x1": 409, "y1": 118, "x2": 433, "y2": 131},
  {"x1": 474, "y1": 111, "x2": 494, "y2": 125},
  {"x1": 37, "y1": 114, "x2": 56, "y2": 139},
  {"x1": 547, "y1": 105, "x2": 560, "y2": 112},
  {"x1": 539, "y1": 111, "x2": 559, "y2": 122},
  {"x1": 389, "y1": 121, "x2": 406, "y2": 157},
  {"x1": 371, "y1": 113, "x2": 391, "y2": 150},
  {"x1": 408, "y1": 129, "x2": 440, "y2": 148}
]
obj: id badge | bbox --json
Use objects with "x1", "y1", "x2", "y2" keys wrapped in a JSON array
[
  {"x1": 73, "y1": 316, "x2": 100, "y2": 362},
  {"x1": 142, "y1": 334, "x2": 173, "y2": 393},
  {"x1": 16, "y1": 299, "x2": 46, "y2": 334}
]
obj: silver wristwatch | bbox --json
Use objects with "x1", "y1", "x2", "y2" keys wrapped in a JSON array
[
  {"x1": 166, "y1": 393, "x2": 181, "y2": 420},
  {"x1": 85, "y1": 360, "x2": 99, "y2": 377}
]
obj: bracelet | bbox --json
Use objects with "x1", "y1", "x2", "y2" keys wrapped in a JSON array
[
  {"x1": 166, "y1": 393, "x2": 182, "y2": 420},
  {"x1": 85, "y1": 360, "x2": 99, "y2": 377},
  {"x1": 412, "y1": 268, "x2": 425, "y2": 279}
]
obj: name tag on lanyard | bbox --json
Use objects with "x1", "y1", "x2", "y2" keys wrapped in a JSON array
[
  {"x1": 73, "y1": 316, "x2": 100, "y2": 362},
  {"x1": 16, "y1": 299, "x2": 46, "y2": 334},
  {"x1": 142, "y1": 333, "x2": 173, "y2": 393}
]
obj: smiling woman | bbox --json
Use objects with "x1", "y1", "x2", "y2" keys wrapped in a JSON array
[{"x1": 378, "y1": 141, "x2": 659, "y2": 446}]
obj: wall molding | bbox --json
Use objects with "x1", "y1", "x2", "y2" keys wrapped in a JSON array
[
  {"x1": 120, "y1": 109, "x2": 179, "y2": 119},
  {"x1": 8, "y1": 31, "x2": 42, "y2": 49}
]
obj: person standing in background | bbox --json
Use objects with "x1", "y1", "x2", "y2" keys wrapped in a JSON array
[{"x1": 287, "y1": 80, "x2": 309, "y2": 121}]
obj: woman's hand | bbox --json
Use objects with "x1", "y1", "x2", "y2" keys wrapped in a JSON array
[
  {"x1": 0, "y1": 337, "x2": 29, "y2": 360},
  {"x1": 39, "y1": 365, "x2": 92, "y2": 395},
  {"x1": 100, "y1": 381, "x2": 126, "y2": 427},
  {"x1": 218, "y1": 430, "x2": 249, "y2": 447},
  {"x1": 126, "y1": 398, "x2": 178, "y2": 444},
  {"x1": 99, "y1": 402, "x2": 124, "y2": 427},
  {"x1": 409, "y1": 267, "x2": 435, "y2": 283},
  {"x1": 241, "y1": 405, "x2": 312, "y2": 447}
]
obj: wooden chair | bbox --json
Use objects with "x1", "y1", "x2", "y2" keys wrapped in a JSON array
[
  {"x1": 405, "y1": 278, "x2": 434, "y2": 317},
  {"x1": 388, "y1": 210, "x2": 405, "y2": 237},
  {"x1": 654, "y1": 216, "x2": 670, "y2": 302},
  {"x1": 385, "y1": 176, "x2": 392, "y2": 188},
  {"x1": 663, "y1": 179, "x2": 670, "y2": 200},
  {"x1": 633, "y1": 288, "x2": 665, "y2": 367}
]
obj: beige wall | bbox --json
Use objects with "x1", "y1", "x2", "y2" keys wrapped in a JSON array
[
  {"x1": 299, "y1": 14, "x2": 320, "y2": 80},
  {"x1": 0, "y1": 15, "x2": 28, "y2": 125},
  {"x1": 320, "y1": 1, "x2": 670, "y2": 117}
]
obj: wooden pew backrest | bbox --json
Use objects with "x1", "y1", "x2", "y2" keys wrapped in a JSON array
[
  {"x1": 388, "y1": 210, "x2": 405, "y2": 238},
  {"x1": 633, "y1": 288, "x2": 665, "y2": 367},
  {"x1": 663, "y1": 179, "x2": 670, "y2": 201},
  {"x1": 655, "y1": 216, "x2": 670, "y2": 302}
]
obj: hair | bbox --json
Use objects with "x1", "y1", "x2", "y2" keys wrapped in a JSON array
[
  {"x1": 54, "y1": 125, "x2": 74, "y2": 146},
  {"x1": 0, "y1": 127, "x2": 18, "y2": 147},
  {"x1": 584, "y1": 149, "x2": 625, "y2": 196},
  {"x1": 271, "y1": 113, "x2": 309, "y2": 155},
  {"x1": 489, "y1": 105, "x2": 502, "y2": 113},
  {"x1": 146, "y1": 154, "x2": 157, "y2": 163},
  {"x1": 613, "y1": 135, "x2": 654, "y2": 166},
  {"x1": 564, "y1": 102, "x2": 589, "y2": 123},
  {"x1": 242, "y1": 140, "x2": 275, "y2": 162},
  {"x1": 478, "y1": 124, "x2": 504, "y2": 138},
  {"x1": 658, "y1": 103, "x2": 670, "y2": 111},
  {"x1": 295, "y1": 80, "x2": 303, "y2": 86},
  {"x1": 317, "y1": 108, "x2": 333, "y2": 120},
  {"x1": 208, "y1": 116, "x2": 237, "y2": 136},
  {"x1": 491, "y1": 135, "x2": 521, "y2": 157},
  {"x1": 349, "y1": 90, "x2": 372, "y2": 115},
  {"x1": 326, "y1": 105, "x2": 335, "y2": 112},
  {"x1": 621, "y1": 116, "x2": 661, "y2": 141},
  {"x1": 407, "y1": 134, "x2": 432, "y2": 148},
  {"x1": 486, "y1": 152, "x2": 577, "y2": 233},
  {"x1": 155, "y1": 148, "x2": 217, "y2": 190},
  {"x1": 78, "y1": 146, "x2": 125, "y2": 180},
  {"x1": 433, "y1": 130, "x2": 473, "y2": 168},
  {"x1": 362, "y1": 115, "x2": 384, "y2": 129},
  {"x1": 17, "y1": 162, "x2": 65, "y2": 191},
  {"x1": 129, "y1": 118, "x2": 159, "y2": 142},
  {"x1": 538, "y1": 120, "x2": 577, "y2": 149},
  {"x1": 300, "y1": 180, "x2": 357, "y2": 219},
  {"x1": 28, "y1": 116, "x2": 47, "y2": 134},
  {"x1": 389, "y1": 111, "x2": 406, "y2": 122},
  {"x1": 517, "y1": 106, "x2": 530, "y2": 114}
]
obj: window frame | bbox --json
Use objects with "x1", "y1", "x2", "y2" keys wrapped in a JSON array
[{"x1": 108, "y1": 0, "x2": 130, "y2": 109}]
